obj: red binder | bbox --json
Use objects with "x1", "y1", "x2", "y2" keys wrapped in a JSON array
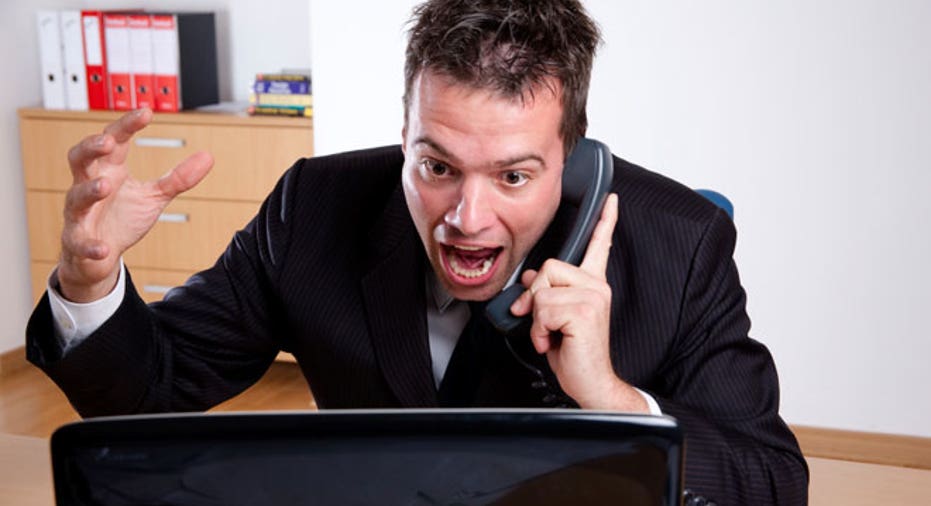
[
  {"x1": 103, "y1": 13, "x2": 133, "y2": 110},
  {"x1": 80, "y1": 10, "x2": 108, "y2": 110},
  {"x1": 128, "y1": 14, "x2": 155, "y2": 110},
  {"x1": 150, "y1": 14, "x2": 179, "y2": 112}
]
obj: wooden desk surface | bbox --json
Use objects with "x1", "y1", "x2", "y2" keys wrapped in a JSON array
[
  {"x1": 1, "y1": 433, "x2": 53, "y2": 506},
  {"x1": 807, "y1": 456, "x2": 931, "y2": 505},
  {"x1": 2, "y1": 433, "x2": 929, "y2": 505}
]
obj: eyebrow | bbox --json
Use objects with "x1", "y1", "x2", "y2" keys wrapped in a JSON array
[{"x1": 413, "y1": 136, "x2": 548, "y2": 169}]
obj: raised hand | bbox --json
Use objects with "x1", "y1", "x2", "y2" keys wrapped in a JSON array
[
  {"x1": 509, "y1": 194, "x2": 648, "y2": 411},
  {"x1": 58, "y1": 108, "x2": 214, "y2": 302}
]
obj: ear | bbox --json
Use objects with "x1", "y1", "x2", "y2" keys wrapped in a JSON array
[{"x1": 401, "y1": 124, "x2": 408, "y2": 154}]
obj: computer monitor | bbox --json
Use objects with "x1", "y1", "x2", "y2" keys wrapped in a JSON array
[{"x1": 51, "y1": 409, "x2": 683, "y2": 505}]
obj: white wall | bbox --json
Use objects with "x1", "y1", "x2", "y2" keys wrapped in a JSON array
[
  {"x1": 0, "y1": 3, "x2": 72, "y2": 356},
  {"x1": 309, "y1": 0, "x2": 417, "y2": 155},
  {"x1": 310, "y1": 0, "x2": 931, "y2": 437},
  {"x1": 0, "y1": 0, "x2": 311, "y2": 355}
]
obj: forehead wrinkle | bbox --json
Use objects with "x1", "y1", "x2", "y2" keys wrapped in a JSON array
[{"x1": 412, "y1": 135, "x2": 462, "y2": 166}]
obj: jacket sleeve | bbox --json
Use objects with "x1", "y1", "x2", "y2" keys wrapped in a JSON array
[
  {"x1": 653, "y1": 209, "x2": 809, "y2": 505},
  {"x1": 25, "y1": 162, "x2": 302, "y2": 417}
]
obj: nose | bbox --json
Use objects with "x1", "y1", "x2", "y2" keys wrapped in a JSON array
[{"x1": 445, "y1": 175, "x2": 495, "y2": 236}]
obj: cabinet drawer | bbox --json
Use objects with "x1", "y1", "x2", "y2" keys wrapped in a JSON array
[
  {"x1": 25, "y1": 191, "x2": 65, "y2": 262},
  {"x1": 129, "y1": 122, "x2": 311, "y2": 201},
  {"x1": 20, "y1": 117, "x2": 312, "y2": 201},
  {"x1": 26, "y1": 191, "x2": 259, "y2": 271},
  {"x1": 20, "y1": 119, "x2": 103, "y2": 191},
  {"x1": 30, "y1": 261, "x2": 56, "y2": 306},
  {"x1": 128, "y1": 267, "x2": 196, "y2": 304},
  {"x1": 29, "y1": 261, "x2": 190, "y2": 306},
  {"x1": 125, "y1": 198, "x2": 260, "y2": 271}
]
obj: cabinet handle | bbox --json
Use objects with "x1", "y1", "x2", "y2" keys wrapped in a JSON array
[
  {"x1": 135, "y1": 137, "x2": 185, "y2": 148},
  {"x1": 142, "y1": 284, "x2": 174, "y2": 294},
  {"x1": 158, "y1": 213, "x2": 189, "y2": 223}
]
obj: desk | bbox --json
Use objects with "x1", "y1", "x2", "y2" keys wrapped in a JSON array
[
  {"x1": 1, "y1": 432, "x2": 929, "y2": 505},
  {"x1": 807, "y1": 457, "x2": 931, "y2": 504},
  {"x1": 0, "y1": 433, "x2": 53, "y2": 506}
]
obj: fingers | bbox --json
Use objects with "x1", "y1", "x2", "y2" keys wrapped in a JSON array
[
  {"x1": 155, "y1": 151, "x2": 214, "y2": 199},
  {"x1": 68, "y1": 134, "x2": 115, "y2": 183},
  {"x1": 67, "y1": 109, "x2": 153, "y2": 182},
  {"x1": 579, "y1": 193, "x2": 618, "y2": 276},
  {"x1": 527, "y1": 288, "x2": 603, "y2": 353},
  {"x1": 64, "y1": 177, "x2": 112, "y2": 220},
  {"x1": 61, "y1": 177, "x2": 114, "y2": 262},
  {"x1": 511, "y1": 257, "x2": 606, "y2": 315},
  {"x1": 103, "y1": 107, "x2": 153, "y2": 144}
]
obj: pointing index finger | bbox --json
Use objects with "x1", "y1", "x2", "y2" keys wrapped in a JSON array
[
  {"x1": 579, "y1": 193, "x2": 618, "y2": 276},
  {"x1": 103, "y1": 107, "x2": 153, "y2": 144}
]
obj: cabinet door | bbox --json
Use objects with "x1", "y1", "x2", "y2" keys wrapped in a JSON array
[
  {"x1": 20, "y1": 119, "x2": 107, "y2": 191},
  {"x1": 25, "y1": 191, "x2": 65, "y2": 262},
  {"x1": 26, "y1": 191, "x2": 259, "y2": 272},
  {"x1": 131, "y1": 123, "x2": 312, "y2": 201},
  {"x1": 30, "y1": 261, "x2": 57, "y2": 306},
  {"x1": 123, "y1": 198, "x2": 260, "y2": 271},
  {"x1": 20, "y1": 116, "x2": 313, "y2": 202},
  {"x1": 128, "y1": 267, "x2": 196, "y2": 303}
]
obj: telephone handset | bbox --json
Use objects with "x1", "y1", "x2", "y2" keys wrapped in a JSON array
[{"x1": 484, "y1": 137, "x2": 614, "y2": 334}]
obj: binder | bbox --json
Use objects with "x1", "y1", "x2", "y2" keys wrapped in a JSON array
[
  {"x1": 103, "y1": 13, "x2": 133, "y2": 110},
  {"x1": 151, "y1": 13, "x2": 218, "y2": 112},
  {"x1": 128, "y1": 14, "x2": 155, "y2": 110},
  {"x1": 60, "y1": 10, "x2": 88, "y2": 110},
  {"x1": 81, "y1": 10, "x2": 109, "y2": 110},
  {"x1": 36, "y1": 10, "x2": 66, "y2": 110}
]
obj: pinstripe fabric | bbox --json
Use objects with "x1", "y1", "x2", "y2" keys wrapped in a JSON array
[{"x1": 27, "y1": 145, "x2": 807, "y2": 504}]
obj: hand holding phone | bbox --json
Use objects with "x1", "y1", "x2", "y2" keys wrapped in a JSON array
[
  {"x1": 508, "y1": 191, "x2": 627, "y2": 409},
  {"x1": 485, "y1": 138, "x2": 614, "y2": 333}
]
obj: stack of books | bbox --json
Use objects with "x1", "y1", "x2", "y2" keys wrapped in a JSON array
[{"x1": 248, "y1": 73, "x2": 312, "y2": 118}]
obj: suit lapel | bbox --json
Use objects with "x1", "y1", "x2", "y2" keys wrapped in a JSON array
[{"x1": 361, "y1": 184, "x2": 438, "y2": 407}]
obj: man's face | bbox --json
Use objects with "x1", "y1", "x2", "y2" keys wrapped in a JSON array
[{"x1": 402, "y1": 71, "x2": 565, "y2": 301}]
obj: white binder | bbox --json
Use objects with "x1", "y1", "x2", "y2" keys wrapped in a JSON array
[
  {"x1": 36, "y1": 10, "x2": 67, "y2": 110},
  {"x1": 60, "y1": 10, "x2": 89, "y2": 110}
]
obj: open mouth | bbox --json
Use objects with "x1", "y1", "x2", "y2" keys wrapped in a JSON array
[{"x1": 441, "y1": 244, "x2": 503, "y2": 284}]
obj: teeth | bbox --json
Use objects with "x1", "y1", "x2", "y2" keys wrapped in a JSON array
[
  {"x1": 452, "y1": 245, "x2": 483, "y2": 251},
  {"x1": 447, "y1": 255, "x2": 495, "y2": 278}
]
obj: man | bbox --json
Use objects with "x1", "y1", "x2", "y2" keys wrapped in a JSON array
[{"x1": 26, "y1": 0, "x2": 808, "y2": 503}]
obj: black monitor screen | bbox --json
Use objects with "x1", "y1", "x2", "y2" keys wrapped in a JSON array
[{"x1": 51, "y1": 409, "x2": 682, "y2": 506}]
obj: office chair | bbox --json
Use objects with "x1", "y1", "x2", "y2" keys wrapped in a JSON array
[{"x1": 694, "y1": 189, "x2": 734, "y2": 219}]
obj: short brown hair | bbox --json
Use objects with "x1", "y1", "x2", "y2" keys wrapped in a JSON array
[{"x1": 404, "y1": 0, "x2": 602, "y2": 154}]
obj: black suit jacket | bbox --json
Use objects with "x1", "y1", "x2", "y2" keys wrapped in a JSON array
[{"x1": 27, "y1": 145, "x2": 808, "y2": 504}]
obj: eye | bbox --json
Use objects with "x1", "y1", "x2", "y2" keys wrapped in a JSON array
[
  {"x1": 421, "y1": 159, "x2": 450, "y2": 178},
  {"x1": 502, "y1": 171, "x2": 529, "y2": 187}
]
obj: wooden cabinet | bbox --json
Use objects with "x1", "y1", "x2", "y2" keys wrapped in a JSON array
[{"x1": 19, "y1": 108, "x2": 313, "y2": 361}]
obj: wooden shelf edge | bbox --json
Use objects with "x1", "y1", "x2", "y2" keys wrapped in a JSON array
[{"x1": 18, "y1": 106, "x2": 313, "y2": 129}]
